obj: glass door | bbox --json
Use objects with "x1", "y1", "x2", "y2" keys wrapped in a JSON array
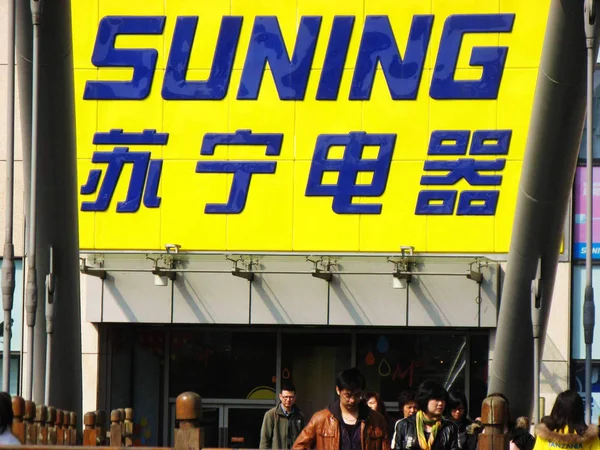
[
  {"x1": 169, "y1": 403, "x2": 227, "y2": 447},
  {"x1": 200, "y1": 406, "x2": 224, "y2": 448},
  {"x1": 224, "y1": 405, "x2": 271, "y2": 449}
]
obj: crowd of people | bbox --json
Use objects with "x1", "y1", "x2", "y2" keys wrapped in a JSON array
[
  {"x1": 259, "y1": 368, "x2": 599, "y2": 450},
  {"x1": 0, "y1": 370, "x2": 594, "y2": 450}
]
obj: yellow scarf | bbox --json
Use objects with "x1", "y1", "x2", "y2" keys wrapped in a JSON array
[{"x1": 416, "y1": 410, "x2": 441, "y2": 450}]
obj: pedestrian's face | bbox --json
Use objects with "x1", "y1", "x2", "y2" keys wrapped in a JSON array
[
  {"x1": 367, "y1": 397, "x2": 378, "y2": 412},
  {"x1": 427, "y1": 398, "x2": 445, "y2": 418},
  {"x1": 337, "y1": 387, "x2": 363, "y2": 412},
  {"x1": 403, "y1": 401, "x2": 418, "y2": 418},
  {"x1": 450, "y1": 405, "x2": 465, "y2": 421},
  {"x1": 279, "y1": 390, "x2": 296, "y2": 410}
]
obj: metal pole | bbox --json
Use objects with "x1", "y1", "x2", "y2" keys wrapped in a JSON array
[
  {"x1": 1, "y1": 0, "x2": 17, "y2": 394},
  {"x1": 532, "y1": 258, "x2": 542, "y2": 424},
  {"x1": 24, "y1": 0, "x2": 43, "y2": 401},
  {"x1": 43, "y1": 246, "x2": 54, "y2": 406},
  {"x1": 533, "y1": 338, "x2": 540, "y2": 420},
  {"x1": 584, "y1": 0, "x2": 597, "y2": 425}
]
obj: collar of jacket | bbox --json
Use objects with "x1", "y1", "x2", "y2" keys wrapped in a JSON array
[
  {"x1": 535, "y1": 424, "x2": 599, "y2": 445},
  {"x1": 276, "y1": 402, "x2": 299, "y2": 417},
  {"x1": 328, "y1": 401, "x2": 371, "y2": 424}
]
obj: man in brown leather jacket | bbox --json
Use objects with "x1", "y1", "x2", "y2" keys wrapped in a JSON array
[{"x1": 293, "y1": 368, "x2": 390, "y2": 450}]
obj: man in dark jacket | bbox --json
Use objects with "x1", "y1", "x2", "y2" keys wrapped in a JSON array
[
  {"x1": 392, "y1": 381, "x2": 458, "y2": 450},
  {"x1": 260, "y1": 383, "x2": 305, "y2": 449},
  {"x1": 293, "y1": 368, "x2": 390, "y2": 450}
]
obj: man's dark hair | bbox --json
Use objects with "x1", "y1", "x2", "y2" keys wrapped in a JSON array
[
  {"x1": 398, "y1": 388, "x2": 418, "y2": 418},
  {"x1": 281, "y1": 383, "x2": 296, "y2": 394},
  {"x1": 336, "y1": 368, "x2": 366, "y2": 391},
  {"x1": 0, "y1": 392, "x2": 13, "y2": 434},
  {"x1": 416, "y1": 380, "x2": 447, "y2": 411}
]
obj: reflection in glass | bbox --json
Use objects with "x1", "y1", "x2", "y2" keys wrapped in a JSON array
[
  {"x1": 579, "y1": 69, "x2": 600, "y2": 161},
  {"x1": 169, "y1": 330, "x2": 276, "y2": 399},
  {"x1": 281, "y1": 332, "x2": 352, "y2": 419}
]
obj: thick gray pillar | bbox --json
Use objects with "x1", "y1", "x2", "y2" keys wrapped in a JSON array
[
  {"x1": 489, "y1": 0, "x2": 600, "y2": 418},
  {"x1": 16, "y1": 0, "x2": 81, "y2": 413}
]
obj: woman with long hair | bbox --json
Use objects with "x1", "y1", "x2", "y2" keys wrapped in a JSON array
[
  {"x1": 366, "y1": 391, "x2": 396, "y2": 440},
  {"x1": 534, "y1": 390, "x2": 599, "y2": 450}
]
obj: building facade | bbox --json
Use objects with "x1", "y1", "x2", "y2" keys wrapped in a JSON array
[{"x1": 0, "y1": 0, "x2": 580, "y2": 445}]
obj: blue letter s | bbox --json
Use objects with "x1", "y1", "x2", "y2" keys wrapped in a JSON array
[{"x1": 84, "y1": 16, "x2": 166, "y2": 100}]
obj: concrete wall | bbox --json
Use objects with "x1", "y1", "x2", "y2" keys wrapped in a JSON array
[
  {"x1": 0, "y1": 0, "x2": 575, "y2": 419},
  {"x1": 81, "y1": 256, "x2": 499, "y2": 327}
]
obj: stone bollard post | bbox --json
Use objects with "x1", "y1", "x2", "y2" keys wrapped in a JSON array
[
  {"x1": 83, "y1": 412, "x2": 97, "y2": 446},
  {"x1": 174, "y1": 392, "x2": 203, "y2": 450},
  {"x1": 47, "y1": 407, "x2": 57, "y2": 445},
  {"x1": 24, "y1": 400, "x2": 36, "y2": 444},
  {"x1": 36, "y1": 405, "x2": 48, "y2": 444},
  {"x1": 478, "y1": 395, "x2": 510, "y2": 450},
  {"x1": 11, "y1": 396, "x2": 25, "y2": 444},
  {"x1": 109, "y1": 409, "x2": 122, "y2": 447}
]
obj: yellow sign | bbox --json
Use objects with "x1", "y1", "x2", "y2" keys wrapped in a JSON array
[{"x1": 72, "y1": 0, "x2": 550, "y2": 253}]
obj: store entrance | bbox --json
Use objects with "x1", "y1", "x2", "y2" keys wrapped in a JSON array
[
  {"x1": 118, "y1": 326, "x2": 490, "y2": 446},
  {"x1": 200, "y1": 403, "x2": 271, "y2": 448}
]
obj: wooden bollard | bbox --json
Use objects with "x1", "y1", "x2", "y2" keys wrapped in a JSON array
[
  {"x1": 63, "y1": 411, "x2": 71, "y2": 445},
  {"x1": 118, "y1": 408, "x2": 125, "y2": 444},
  {"x1": 36, "y1": 405, "x2": 48, "y2": 444},
  {"x1": 69, "y1": 412, "x2": 78, "y2": 445},
  {"x1": 95, "y1": 410, "x2": 107, "y2": 446},
  {"x1": 174, "y1": 392, "x2": 202, "y2": 450},
  {"x1": 11, "y1": 396, "x2": 25, "y2": 444},
  {"x1": 124, "y1": 408, "x2": 134, "y2": 447},
  {"x1": 47, "y1": 407, "x2": 57, "y2": 445},
  {"x1": 56, "y1": 409, "x2": 64, "y2": 445},
  {"x1": 109, "y1": 409, "x2": 122, "y2": 447},
  {"x1": 83, "y1": 412, "x2": 97, "y2": 446},
  {"x1": 24, "y1": 400, "x2": 36, "y2": 444},
  {"x1": 478, "y1": 395, "x2": 509, "y2": 450}
]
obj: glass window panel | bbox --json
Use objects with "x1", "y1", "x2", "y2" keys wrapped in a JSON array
[
  {"x1": 0, "y1": 356, "x2": 20, "y2": 395},
  {"x1": 108, "y1": 327, "x2": 165, "y2": 446},
  {"x1": 169, "y1": 330, "x2": 276, "y2": 399},
  {"x1": 281, "y1": 332, "x2": 351, "y2": 419},
  {"x1": 356, "y1": 333, "x2": 468, "y2": 409},
  {"x1": 571, "y1": 361, "x2": 600, "y2": 419},
  {"x1": 572, "y1": 167, "x2": 600, "y2": 260},
  {"x1": 469, "y1": 334, "x2": 489, "y2": 419}
]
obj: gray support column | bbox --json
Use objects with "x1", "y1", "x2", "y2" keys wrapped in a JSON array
[
  {"x1": 488, "y1": 0, "x2": 600, "y2": 418},
  {"x1": 16, "y1": 0, "x2": 81, "y2": 413}
]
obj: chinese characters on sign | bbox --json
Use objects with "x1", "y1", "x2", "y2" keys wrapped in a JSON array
[
  {"x1": 80, "y1": 129, "x2": 511, "y2": 216},
  {"x1": 416, "y1": 130, "x2": 510, "y2": 216},
  {"x1": 81, "y1": 129, "x2": 167, "y2": 212}
]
